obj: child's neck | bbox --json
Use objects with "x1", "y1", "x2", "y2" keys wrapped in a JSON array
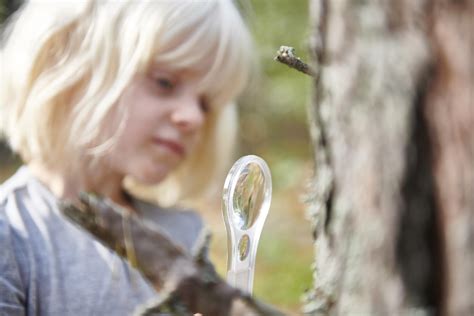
[{"x1": 28, "y1": 161, "x2": 134, "y2": 212}]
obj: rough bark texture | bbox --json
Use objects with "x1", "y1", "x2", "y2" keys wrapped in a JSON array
[
  {"x1": 425, "y1": 2, "x2": 474, "y2": 315},
  {"x1": 60, "y1": 193, "x2": 285, "y2": 316},
  {"x1": 304, "y1": 0, "x2": 473, "y2": 315}
]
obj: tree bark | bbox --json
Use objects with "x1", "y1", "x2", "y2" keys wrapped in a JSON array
[
  {"x1": 304, "y1": 0, "x2": 473, "y2": 315},
  {"x1": 60, "y1": 193, "x2": 285, "y2": 316}
]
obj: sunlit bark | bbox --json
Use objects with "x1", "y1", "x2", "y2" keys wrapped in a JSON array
[{"x1": 305, "y1": 0, "x2": 473, "y2": 315}]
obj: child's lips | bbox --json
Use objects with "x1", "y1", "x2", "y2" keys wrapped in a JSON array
[{"x1": 153, "y1": 137, "x2": 185, "y2": 157}]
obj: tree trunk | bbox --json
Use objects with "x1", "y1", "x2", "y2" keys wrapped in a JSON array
[{"x1": 304, "y1": 0, "x2": 473, "y2": 315}]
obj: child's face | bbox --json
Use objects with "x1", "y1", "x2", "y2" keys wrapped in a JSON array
[{"x1": 104, "y1": 68, "x2": 208, "y2": 185}]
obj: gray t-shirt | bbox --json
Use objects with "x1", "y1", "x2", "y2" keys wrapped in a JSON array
[{"x1": 0, "y1": 166, "x2": 205, "y2": 315}]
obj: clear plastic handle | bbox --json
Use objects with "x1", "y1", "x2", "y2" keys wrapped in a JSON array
[{"x1": 222, "y1": 155, "x2": 272, "y2": 294}]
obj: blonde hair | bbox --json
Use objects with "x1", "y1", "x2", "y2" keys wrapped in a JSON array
[{"x1": 0, "y1": 0, "x2": 254, "y2": 204}]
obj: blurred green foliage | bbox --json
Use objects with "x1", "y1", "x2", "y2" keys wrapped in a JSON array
[
  {"x1": 0, "y1": 1, "x2": 5, "y2": 28},
  {"x1": 239, "y1": 0, "x2": 312, "y2": 190},
  {"x1": 255, "y1": 234, "x2": 313, "y2": 309},
  {"x1": 234, "y1": 1, "x2": 314, "y2": 311},
  {"x1": 0, "y1": 0, "x2": 22, "y2": 22}
]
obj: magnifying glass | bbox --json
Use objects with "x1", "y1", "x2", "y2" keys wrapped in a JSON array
[{"x1": 222, "y1": 155, "x2": 272, "y2": 295}]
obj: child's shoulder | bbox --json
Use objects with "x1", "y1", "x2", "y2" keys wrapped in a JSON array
[
  {"x1": 0, "y1": 166, "x2": 32, "y2": 254},
  {"x1": 0, "y1": 166, "x2": 30, "y2": 207},
  {"x1": 0, "y1": 165, "x2": 54, "y2": 232}
]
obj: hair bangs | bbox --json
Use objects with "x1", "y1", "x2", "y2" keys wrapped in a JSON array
[{"x1": 150, "y1": 0, "x2": 253, "y2": 110}]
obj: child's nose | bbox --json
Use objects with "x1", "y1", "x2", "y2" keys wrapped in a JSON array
[{"x1": 170, "y1": 94, "x2": 205, "y2": 133}]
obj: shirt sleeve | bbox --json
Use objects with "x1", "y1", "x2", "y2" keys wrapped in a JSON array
[{"x1": 0, "y1": 211, "x2": 26, "y2": 315}]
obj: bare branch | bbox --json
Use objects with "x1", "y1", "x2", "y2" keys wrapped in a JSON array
[
  {"x1": 60, "y1": 193, "x2": 285, "y2": 316},
  {"x1": 274, "y1": 46, "x2": 316, "y2": 77}
]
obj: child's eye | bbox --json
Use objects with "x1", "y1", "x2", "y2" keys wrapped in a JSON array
[
  {"x1": 156, "y1": 78, "x2": 174, "y2": 91},
  {"x1": 199, "y1": 97, "x2": 211, "y2": 114}
]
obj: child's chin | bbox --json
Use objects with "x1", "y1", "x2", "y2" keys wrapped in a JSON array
[{"x1": 137, "y1": 171, "x2": 169, "y2": 186}]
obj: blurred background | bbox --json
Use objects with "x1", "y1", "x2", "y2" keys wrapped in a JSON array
[
  {"x1": 207, "y1": 1, "x2": 315, "y2": 313},
  {"x1": 0, "y1": 0, "x2": 314, "y2": 313}
]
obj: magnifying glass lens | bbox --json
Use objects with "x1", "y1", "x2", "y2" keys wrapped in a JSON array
[{"x1": 232, "y1": 162, "x2": 266, "y2": 230}]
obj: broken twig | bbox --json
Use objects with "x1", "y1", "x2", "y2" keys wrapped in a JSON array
[{"x1": 274, "y1": 46, "x2": 316, "y2": 77}]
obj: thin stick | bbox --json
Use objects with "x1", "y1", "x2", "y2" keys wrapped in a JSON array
[{"x1": 274, "y1": 46, "x2": 316, "y2": 77}]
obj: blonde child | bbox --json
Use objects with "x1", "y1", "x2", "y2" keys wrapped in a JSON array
[{"x1": 0, "y1": 1, "x2": 253, "y2": 314}]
